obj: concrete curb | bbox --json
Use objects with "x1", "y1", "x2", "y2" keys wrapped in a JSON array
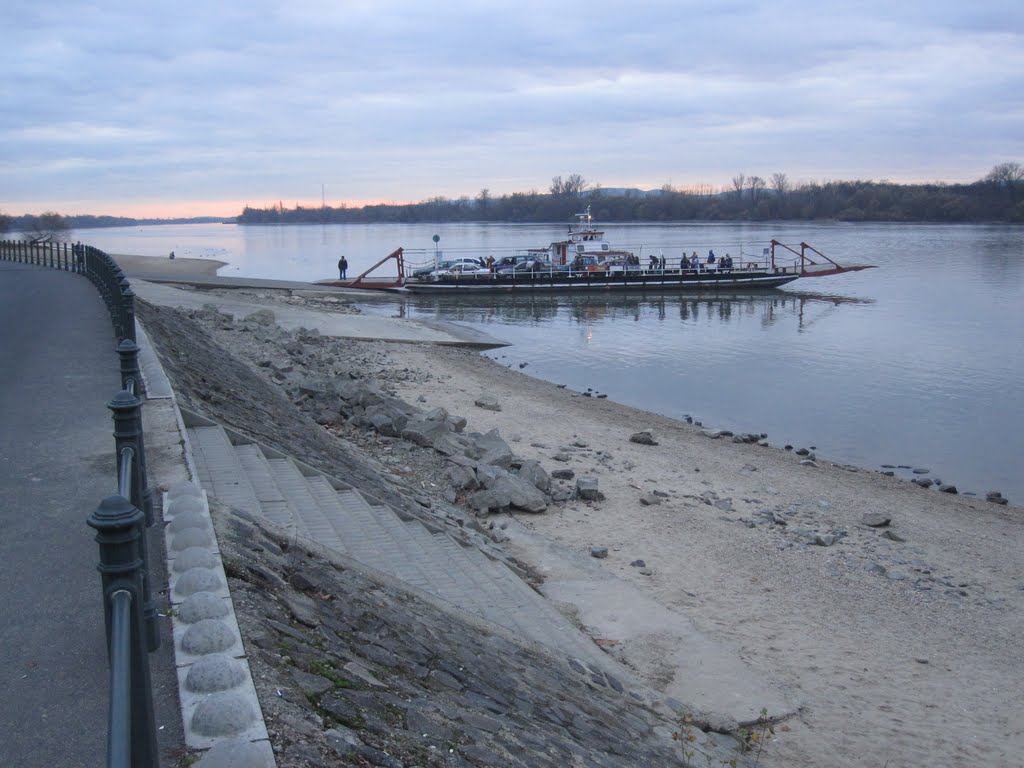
[
  {"x1": 134, "y1": 319, "x2": 276, "y2": 767},
  {"x1": 163, "y1": 485, "x2": 272, "y2": 760}
]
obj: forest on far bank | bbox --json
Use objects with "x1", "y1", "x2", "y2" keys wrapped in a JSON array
[
  {"x1": 238, "y1": 164, "x2": 1024, "y2": 226},
  {"x1": 3, "y1": 164, "x2": 1022, "y2": 244}
]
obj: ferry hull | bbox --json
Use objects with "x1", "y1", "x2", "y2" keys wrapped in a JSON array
[{"x1": 403, "y1": 270, "x2": 801, "y2": 294}]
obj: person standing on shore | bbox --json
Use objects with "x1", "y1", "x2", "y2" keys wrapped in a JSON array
[{"x1": 338, "y1": 255, "x2": 348, "y2": 280}]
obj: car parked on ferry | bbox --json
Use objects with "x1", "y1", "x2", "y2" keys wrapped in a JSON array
[{"x1": 410, "y1": 258, "x2": 484, "y2": 278}]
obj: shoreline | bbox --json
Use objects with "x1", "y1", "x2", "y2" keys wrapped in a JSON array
[
  {"x1": 135, "y1": 257, "x2": 1024, "y2": 766},
  {"x1": 476, "y1": 348, "x2": 1010, "y2": 504}
]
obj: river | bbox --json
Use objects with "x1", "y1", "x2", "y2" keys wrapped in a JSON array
[{"x1": 78, "y1": 220, "x2": 1024, "y2": 504}]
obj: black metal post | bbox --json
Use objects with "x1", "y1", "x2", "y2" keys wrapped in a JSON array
[
  {"x1": 87, "y1": 495, "x2": 158, "y2": 768},
  {"x1": 107, "y1": 589, "x2": 133, "y2": 768},
  {"x1": 116, "y1": 339, "x2": 142, "y2": 396},
  {"x1": 108, "y1": 390, "x2": 159, "y2": 651},
  {"x1": 109, "y1": 390, "x2": 147, "y2": 519},
  {"x1": 120, "y1": 286, "x2": 136, "y2": 343}
]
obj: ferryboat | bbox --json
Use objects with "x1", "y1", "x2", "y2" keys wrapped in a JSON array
[{"x1": 328, "y1": 208, "x2": 874, "y2": 293}]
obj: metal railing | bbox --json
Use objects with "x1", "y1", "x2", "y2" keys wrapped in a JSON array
[{"x1": 1, "y1": 239, "x2": 159, "y2": 766}]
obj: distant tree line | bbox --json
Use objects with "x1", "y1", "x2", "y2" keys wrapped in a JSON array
[
  {"x1": 4, "y1": 164, "x2": 1021, "y2": 241},
  {"x1": 0, "y1": 213, "x2": 225, "y2": 244},
  {"x1": 237, "y1": 163, "x2": 1024, "y2": 225}
]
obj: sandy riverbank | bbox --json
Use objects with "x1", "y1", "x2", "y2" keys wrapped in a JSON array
[
  {"x1": 112, "y1": 252, "x2": 226, "y2": 278},
  {"x1": 381, "y1": 344, "x2": 1024, "y2": 768},
  {"x1": 135, "y1": 259, "x2": 1024, "y2": 766}
]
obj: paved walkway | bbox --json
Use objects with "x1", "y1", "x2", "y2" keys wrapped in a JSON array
[{"x1": 0, "y1": 262, "x2": 183, "y2": 766}]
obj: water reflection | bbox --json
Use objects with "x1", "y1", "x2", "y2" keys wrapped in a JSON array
[
  {"x1": 373, "y1": 290, "x2": 873, "y2": 336},
  {"x1": 974, "y1": 227, "x2": 1024, "y2": 279}
]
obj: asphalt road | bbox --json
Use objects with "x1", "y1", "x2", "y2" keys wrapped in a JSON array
[{"x1": 0, "y1": 261, "x2": 182, "y2": 766}]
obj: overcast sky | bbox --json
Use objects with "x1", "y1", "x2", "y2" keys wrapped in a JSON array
[{"x1": 3, "y1": 0, "x2": 1023, "y2": 217}]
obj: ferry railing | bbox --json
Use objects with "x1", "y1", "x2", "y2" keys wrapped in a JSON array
[
  {"x1": 425, "y1": 260, "x2": 778, "y2": 283},
  {"x1": 0, "y1": 239, "x2": 159, "y2": 767},
  {"x1": 409, "y1": 257, "x2": 781, "y2": 285}
]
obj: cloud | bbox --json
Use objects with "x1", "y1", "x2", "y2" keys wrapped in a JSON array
[{"x1": 2, "y1": 0, "x2": 1023, "y2": 215}]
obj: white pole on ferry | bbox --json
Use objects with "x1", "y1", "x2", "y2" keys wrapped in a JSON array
[{"x1": 432, "y1": 233, "x2": 440, "y2": 268}]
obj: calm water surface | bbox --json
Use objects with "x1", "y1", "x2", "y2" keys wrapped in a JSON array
[{"x1": 79, "y1": 221, "x2": 1024, "y2": 503}]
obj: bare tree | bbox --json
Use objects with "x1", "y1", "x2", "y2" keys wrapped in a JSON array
[
  {"x1": 986, "y1": 162, "x2": 1024, "y2": 186},
  {"x1": 477, "y1": 188, "x2": 491, "y2": 211},
  {"x1": 747, "y1": 175, "x2": 767, "y2": 205},
  {"x1": 731, "y1": 174, "x2": 746, "y2": 200},
  {"x1": 770, "y1": 172, "x2": 790, "y2": 196},
  {"x1": 23, "y1": 211, "x2": 70, "y2": 244},
  {"x1": 551, "y1": 173, "x2": 588, "y2": 197}
]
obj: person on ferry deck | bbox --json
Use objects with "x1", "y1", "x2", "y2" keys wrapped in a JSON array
[
  {"x1": 707, "y1": 250, "x2": 716, "y2": 264},
  {"x1": 690, "y1": 254, "x2": 700, "y2": 270}
]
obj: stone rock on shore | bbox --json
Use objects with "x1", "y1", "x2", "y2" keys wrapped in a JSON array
[
  {"x1": 447, "y1": 464, "x2": 478, "y2": 491},
  {"x1": 362, "y1": 403, "x2": 412, "y2": 437},
  {"x1": 576, "y1": 476, "x2": 604, "y2": 502},
  {"x1": 468, "y1": 473, "x2": 549, "y2": 514},
  {"x1": 629, "y1": 430, "x2": 658, "y2": 446},
  {"x1": 338, "y1": 379, "x2": 390, "y2": 409},
  {"x1": 474, "y1": 394, "x2": 502, "y2": 411},
  {"x1": 515, "y1": 459, "x2": 551, "y2": 493},
  {"x1": 465, "y1": 428, "x2": 514, "y2": 468},
  {"x1": 401, "y1": 416, "x2": 451, "y2": 448}
]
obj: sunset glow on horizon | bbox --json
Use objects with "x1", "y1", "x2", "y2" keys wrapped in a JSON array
[{"x1": 2, "y1": 197, "x2": 416, "y2": 220}]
